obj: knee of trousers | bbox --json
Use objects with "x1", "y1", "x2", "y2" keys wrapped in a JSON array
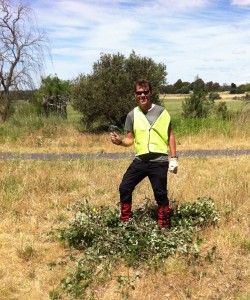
[
  {"x1": 119, "y1": 186, "x2": 133, "y2": 203},
  {"x1": 154, "y1": 193, "x2": 169, "y2": 206}
]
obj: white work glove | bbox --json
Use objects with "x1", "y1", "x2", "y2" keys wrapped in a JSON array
[{"x1": 169, "y1": 157, "x2": 178, "y2": 174}]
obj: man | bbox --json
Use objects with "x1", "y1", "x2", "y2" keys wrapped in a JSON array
[{"x1": 110, "y1": 79, "x2": 178, "y2": 231}]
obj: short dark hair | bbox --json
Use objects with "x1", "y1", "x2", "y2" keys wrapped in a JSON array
[{"x1": 134, "y1": 79, "x2": 152, "y2": 93}]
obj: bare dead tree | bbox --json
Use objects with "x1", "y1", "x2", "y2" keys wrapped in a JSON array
[{"x1": 0, "y1": 0, "x2": 49, "y2": 121}]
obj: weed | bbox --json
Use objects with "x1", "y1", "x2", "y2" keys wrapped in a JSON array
[
  {"x1": 185, "y1": 288, "x2": 192, "y2": 298},
  {"x1": 49, "y1": 290, "x2": 62, "y2": 300},
  {"x1": 240, "y1": 239, "x2": 250, "y2": 251},
  {"x1": 0, "y1": 176, "x2": 18, "y2": 194},
  {"x1": 56, "y1": 214, "x2": 67, "y2": 222},
  {"x1": 17, "y1": 244, "x2": 36, "y2": 261},
  {"x1": 235, "y1": 291, "x2": 250, "y2": 300},
  {"x1": 28, "y1": 269, "x2": 36, "y2": 279},
  {"x1": 205, "y1": 245, "x2": 217, "y2": 263},
  {"x1": 47, "y1": 262, "x2": 57, "y2": 270}
]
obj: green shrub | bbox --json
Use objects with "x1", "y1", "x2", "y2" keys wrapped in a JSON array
[
  {"x1": 209, "y1": 92, "x2": 221, "y2": 100},
  {"x1": 182, "y1": 77, "x2": 214, "y2": 118},
  {"x1": 213, "y1": 101, "x2": 230, "y2": 120}
]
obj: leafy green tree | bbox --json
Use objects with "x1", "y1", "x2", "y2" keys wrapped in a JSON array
[
  {"x1": 71, "y1": 51, "x2": 167, "y2": 130},
  {"x1": 206, "y1": 81, "x2": 221, "y2": 92},
  {"x1": 173, "y1": 79, "x2": 183, "y2": 93},
  {"x1": 230, "y1": 83, "x2": 237, "y2": 94},
  {"x1": 182, "y1": 77, "x2": 213, "y2": 118},
  {"x1": 244, "y1": 83, "x2": 250, "y2": 92},
  {"x1": 159, "y1": 84, "x2": 175, "y2": 94},
  {"x1": 37, "y1": 75, "x2": 71, "y2": 98},
  {"x1": 35, "y1": 75, "x2": 71, "y2": 117},
  {"x1": 220, "y1": 83, "x2": 230, "y2": 92},
  {"x1": 212, "y1": 82, "x2": 221, "y2": 92},
  {"x1": 176, "y1": 85, "x2": 190, "y2": 94},
  {"x1": 236, "y1": 84, "x2": 247, "y2": 94},
  {"x1": 206, "y1": 81, "x2": 214, "y2": 92}
]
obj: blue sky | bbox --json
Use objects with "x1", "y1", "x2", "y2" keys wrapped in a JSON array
[{"x1": 31, "y1": 0, "x2": 250, "y2": 85}]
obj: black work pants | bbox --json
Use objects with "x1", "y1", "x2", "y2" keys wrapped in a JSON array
[{"x1": 119, "y1": 159, "x2": 169, "y2": 206}]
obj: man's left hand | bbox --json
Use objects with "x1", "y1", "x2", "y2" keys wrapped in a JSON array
[{"x1": 169, "y1": 157, "x2": 178, "y2": 174}]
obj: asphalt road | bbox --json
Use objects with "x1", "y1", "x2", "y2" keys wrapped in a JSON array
[{"x1": 0, "y1": 149, "x2": 249, "y2": 160}]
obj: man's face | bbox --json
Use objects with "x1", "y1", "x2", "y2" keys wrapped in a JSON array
[{"x1": 135, "y1": 85, "x2": 152, "y2": 111}]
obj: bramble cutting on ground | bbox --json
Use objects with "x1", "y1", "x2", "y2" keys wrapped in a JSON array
[{"x1": 51, "y1": 198, "x2": 219, "y2": 299}]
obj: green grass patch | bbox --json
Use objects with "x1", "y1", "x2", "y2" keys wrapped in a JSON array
[
  {"x1": 161, "y1": 97, "x2": 184, "y2": 118},
  {"x1": 171, "y1": 117, "x2": 233, "y2": 137},
  {"x1": 161, "y1": 96, "x2": 249, "y2": 118},
  {"x1": 219, "y1": 99, "x2": 246, "y2": 112}
]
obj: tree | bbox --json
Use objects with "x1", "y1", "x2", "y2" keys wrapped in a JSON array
[
  {"x1": 37, "y1": 75, "x2": 71, "y2": 98},
  {"x1": 182, "y1": 76, "x2": 213, "y2": 118},
  {"x1": 36, "y1": 75, "x2": 71, "y2": 118},
  {"x1": 173, "y1": 79, "x2": 183, "y2": 93},
  {"x1": 159, "y1": 84, "x2": 175, "y2": 94},
  {"x1": 220, "y1": 83, "x2": 230, "y2": 92},
  {"x1": 0, "y1": 0, "x2": 48, "y2": 121},
  {"x1": 237, "y1": 84, "x2": 247, "y2": 94},
  {"x1": 205, "y1": 81, "x2": 221, "y2": 92},
  {"x1": 244, "y1": 83, "x2": 250, "y2": 92},
  {"x1": 230, "y1": 83, "x2": 237, "y2": 94},
  {"x1": 176, "y1": 85, "x2": 190, "y2": 94},
  {"x1": 212, "y1": 82, "x2": 220, "y2": 92},
  {"x1": 206, "y1": 81, "x2": 214, "y2": 92},
  {"x1": 72, "y1": 51, "x2": 167, "y2": 130}
]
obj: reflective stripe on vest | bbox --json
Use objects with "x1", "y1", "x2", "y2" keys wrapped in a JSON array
[{"x1": 133, "y1": 106, "x2": 171, "y2": 155}]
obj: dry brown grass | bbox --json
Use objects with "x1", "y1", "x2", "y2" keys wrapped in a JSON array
[
  {"x1": 0, "y1": 149, "x2": 249, "y2": 299},
  {"x1": 162, "y1": 92, "x2": 246, "y2": 100},
  {"x1": 0, "y1": 126, "x2": 134, "y2": 154},
  {"x1": 218, "y1": 92, "x2": 246, "y2": 100},
  {"x1": 0, "y1": 122, "x2": 249, "y2": 154}
]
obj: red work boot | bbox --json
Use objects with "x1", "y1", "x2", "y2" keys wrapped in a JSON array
[
  {"x1": 120, "y1": 202, "x2": 132, "y2": 222},
  {"x1": 158, "y1": 205, "x2": 171, "y2": 234}
]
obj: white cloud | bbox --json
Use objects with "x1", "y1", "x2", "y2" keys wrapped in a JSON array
[
  {"x1": 232, "y1": 48, "x2": 247, "y2": 55},
  {"x1": 231, "y1": 0, "x2": 250, "y2": 7},
  {"x1": 32, "y1": 0, "x2": 250, "y2": 85}
]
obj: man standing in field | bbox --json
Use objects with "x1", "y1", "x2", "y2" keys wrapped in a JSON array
[{"x1": 110, "y1": 79, "x2": 178, "y2": 232}]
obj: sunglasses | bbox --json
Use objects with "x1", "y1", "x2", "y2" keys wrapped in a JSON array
[{"x1": 135, "y1": 90, "x2": 150, "y2": 96}]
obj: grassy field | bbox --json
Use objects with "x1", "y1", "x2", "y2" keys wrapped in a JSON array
[
  {"x1": 0, "y1": 157, "x2": 249, "y2": 299},
  {"x1": 0, "y1": 95, "x2": 249, "y2": 299},
  {"x1": 161, "y1": 93, "x2": 248, "y2": 118}
]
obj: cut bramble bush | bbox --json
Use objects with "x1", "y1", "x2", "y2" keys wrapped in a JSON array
[{"x1": 56, "y1": 198, "x2": 219, "y2": 298}]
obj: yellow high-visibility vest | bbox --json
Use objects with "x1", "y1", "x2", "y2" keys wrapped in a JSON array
[{"x1": 133, "y1": 106, "x2": 171, "y2": 155}]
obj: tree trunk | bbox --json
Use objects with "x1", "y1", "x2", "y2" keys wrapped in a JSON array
[{"x1": 0, "y1": 93, "x2": 12, "y2": 122}]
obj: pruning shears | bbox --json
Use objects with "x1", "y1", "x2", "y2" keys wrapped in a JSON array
[{"x1": 108, "y1": 125, "x2": 122, "y2": 133}]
